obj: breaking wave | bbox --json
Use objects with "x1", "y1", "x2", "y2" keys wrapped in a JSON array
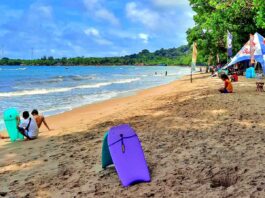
[
  {"x1": 0, "y1": 78, "x2": 140, "y2": 97},
  {"x1": 0, "y1": 67, "x2": 27, "y2": 71}
]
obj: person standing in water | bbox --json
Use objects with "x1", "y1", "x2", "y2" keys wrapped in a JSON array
[
  {"x1": 165, "y1": 71, "x2": 168, "y2": 76},
  {"x1": 31, "y1": 109, "x2": 51, "y2": 131}
]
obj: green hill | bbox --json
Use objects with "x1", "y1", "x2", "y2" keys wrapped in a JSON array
[{"x1": 0, "y1": 45, "x2": 193, "y2": 66}]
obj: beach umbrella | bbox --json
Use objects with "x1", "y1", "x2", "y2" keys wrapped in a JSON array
[{"x1": 224, "y1": 33, "x2": 265, "y2": 73}]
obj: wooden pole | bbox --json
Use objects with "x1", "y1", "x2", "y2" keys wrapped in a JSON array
[{"x1": 191, "y1": 65, "x2": 193, "y2": 83}]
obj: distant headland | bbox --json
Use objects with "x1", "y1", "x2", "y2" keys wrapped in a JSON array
[{"x1": 0, "y1": 45, "x2": 200, "y2": 66}]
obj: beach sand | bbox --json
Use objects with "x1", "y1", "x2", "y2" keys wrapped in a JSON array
[{"x1": 1, "y1": 73, "x2": 265, "y2": 197}]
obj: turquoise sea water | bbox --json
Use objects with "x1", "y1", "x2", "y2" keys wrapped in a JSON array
[{"x1": 0, "y1": 65, "x2": 190, "y2": 131}]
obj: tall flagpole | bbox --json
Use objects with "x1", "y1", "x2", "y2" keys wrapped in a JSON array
[
  {"x1": 190, "y1": 43, "x2": 193, "y2": 83},
  {"x1": 190, "y1": 63, "x2": 192, "y2": 83},
  {"x1": 227, "y1": 31, "x2": 229, "y2": 64},
  {"x1": 191, "y1": 42, "x2": 197, "y2": 83},
  {"x1": 250, "y1": 34, "x2": 255, "y2": 67},
  {"x1": 227, "y1": 31, "x2": 233, "y2": 64},
  {"x1": 191, "y1": 52, "x2": 193, "y2": 83}
]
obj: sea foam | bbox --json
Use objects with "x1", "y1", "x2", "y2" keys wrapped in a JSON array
[{"x1": 0, "y1": 78, "x2": 140, "y2": 97}]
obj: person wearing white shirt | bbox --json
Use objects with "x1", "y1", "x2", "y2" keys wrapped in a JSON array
[{"x1": 17, "y1": 111, "x2": 39, "y2": 140}]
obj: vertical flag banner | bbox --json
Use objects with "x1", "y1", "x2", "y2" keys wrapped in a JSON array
[
  {"x1": 227, "y1": 31, "x2": 233, "y2": 57},
  {"x1": 191, "y1": 42, "x2": 197, "y2": 71},
  {"x1": 216, "y1": 53, "x2": 220, "y2": 64},
  {"x1": 250, "y1": 34, "x2": 256, "y2": 65}
]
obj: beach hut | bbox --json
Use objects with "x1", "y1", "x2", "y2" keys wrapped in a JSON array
[{"x1": 223, "y1": 33, "x2": 265, "y2": 73}]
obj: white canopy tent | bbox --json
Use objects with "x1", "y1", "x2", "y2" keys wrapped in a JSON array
[{"x1": 223, "y1": 33, "x2": 265, "y2": 73}]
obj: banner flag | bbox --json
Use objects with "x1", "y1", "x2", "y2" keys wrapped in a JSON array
[
  {"x1": 227, "y1": 31, "x2": 233, "y2": 57},
  {"x1": 250, "y1": 34, "x2": 256, "y2": 65},
  {"x1": 191, "y1": 42, "x2": 197, "y2": 71}
]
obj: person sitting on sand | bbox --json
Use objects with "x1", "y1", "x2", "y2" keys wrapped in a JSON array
[
  {"x1": 230, "y1": 72, "x2": 238, "y2": 82},
  {"x1": 31, "y1": 109, "x2": 51, "y2": 131},
  {"x1": 219, "y1": 74, "x2": 233, "y2": 93},
  {"x1": 17, "y1": 111, "x2": 39, "y2": 140}
]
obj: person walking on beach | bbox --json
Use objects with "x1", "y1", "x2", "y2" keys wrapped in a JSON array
[
  {"x1": 219, "y1": 74, "x2": 233, "y2": 93},
  {"x1": 17, "y1": 111, "x2": 39, "y2": 140},
  {"x1": 31, "y1": 109, "x2": 51, "y2": 131}
]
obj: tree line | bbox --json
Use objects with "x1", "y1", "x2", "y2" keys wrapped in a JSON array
[{"x1": 0, "y1": 45, "x2": 195, "y2": 66}]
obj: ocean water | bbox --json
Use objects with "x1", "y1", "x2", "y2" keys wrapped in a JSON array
[{"x1": 0, "y1": 65, "x2": 190, "y2": 131}]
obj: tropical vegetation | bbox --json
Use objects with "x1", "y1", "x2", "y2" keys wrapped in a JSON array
[{"x1": 187, "y1": 0, "x2": 265, "y2": 66}]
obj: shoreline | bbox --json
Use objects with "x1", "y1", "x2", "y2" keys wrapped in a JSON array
[
  {"x1": 0, "y1": 72, "x2": 190, "y2": 134},
  {"x1": 3, "y1": 73, "x2": 265, "y2": 197},
  {"x1": 30, "y1": 72, "x2": 201, "y2": 135},
  {"x1": 0, "y1": 65, "x2": 191, "y2": 132}
]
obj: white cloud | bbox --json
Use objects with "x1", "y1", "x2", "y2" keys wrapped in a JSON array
[
  {"x1": 152, "y1": 0, "x2": 188, "y2": 8},
  {"x1": 83, "y1": 0, "x2": 100, "y2": 10},
  {"x1": 95, "y1": 38, "x2": 113, "y2": 45},
  {"x1": 83, "y1": 0, "x2": 119, "y2": 26},
  {"x1": 108, "y1": 29, "x2": 138, "y2": 40},
  {"x1": 126, "y1": 2, "x2": 160, "y2": 29},
  {"x1": 0, "y1": 0, "x2": 195, "y2": 58},
  {"x1": 84, "y1": 27, "x2": 112, "y2": 45},
  {"x1": 138, "y1": 33, "x2": 149, "y2": 43},
  {"x1": 26, "y1": 3, "x2": 54, "y2": 23},
  {"x1": 95, "y1": 9, "x2": 119, "y2": 26},
  {"x1": 84, "y1": 27, "x2": 100, "y2": 37},
  {"x1": 37, "y1": 5, "x2": 53, "y2": 18}
]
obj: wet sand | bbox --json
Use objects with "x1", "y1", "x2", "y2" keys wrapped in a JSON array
[{"x1": 1, "y1": 73, "x2": 265, "y2": 197}]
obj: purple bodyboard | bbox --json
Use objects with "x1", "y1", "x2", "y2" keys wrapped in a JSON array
[{"x1": 108, "y1": 124, "x2": 151, "y2": 187}]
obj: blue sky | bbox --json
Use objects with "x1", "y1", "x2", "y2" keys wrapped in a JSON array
[{"x1": 0, "y1": 0, "x2": 194, "y2": 59}]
